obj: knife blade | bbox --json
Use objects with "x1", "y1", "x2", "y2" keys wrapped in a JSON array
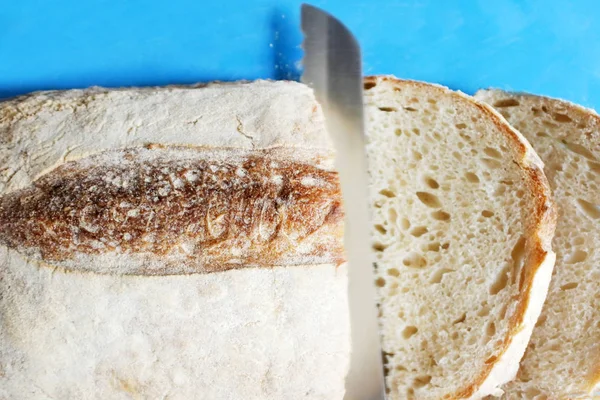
[{"x1": 300, "y1": 4, "x2": 386, "y2": 400}]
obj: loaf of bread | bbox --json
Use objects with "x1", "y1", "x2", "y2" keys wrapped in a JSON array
[
  {"x1": 0, "y1": 81, "x2": 350, "y2": 399},
  {"x1": 476, "y1": 89, "x2": 600, "y2": 399},
  {"x1": 364, "y1": 77, "x2": 556, "y2": 399}
]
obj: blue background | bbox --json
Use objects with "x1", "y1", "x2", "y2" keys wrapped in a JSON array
[{"x1": 2, "y1": 0, "x2": 600, "y2": 108}]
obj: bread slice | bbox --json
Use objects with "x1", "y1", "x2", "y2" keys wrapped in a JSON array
[
  {"x1": 0, "y1": 81, "x2": 350, "y2": 399},
  {"x1": 364, "y1": 76, "x2": 556, "y2": 399},
  {"x1": 476, "y1": 89, "x2": 600, "y2": 399}
]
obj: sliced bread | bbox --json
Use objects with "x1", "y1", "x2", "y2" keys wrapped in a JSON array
[
  {"x1": 364, "y1": 76, "x2": 556, "y2": 399},
  {"x1": 476, "y1": 89, "x2": 600, "y2": 399}
]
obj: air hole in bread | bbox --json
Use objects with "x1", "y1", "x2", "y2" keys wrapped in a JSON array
[
  {"x1": 429, "y1": 268, "x2": 453, "y2": 284},
  {"x1": 452, "y1": 313, "x2": 466, "y2": 325},
  {"x1": 426, "y1": 242, "x2": 441, "y2": 252},
  {"x1": 482, "y1": 158, "x2": 502, "y2": 169},
  {"x1": 489, "y1": 265, "x2": 510, "y2": 295},
  {"x1": 424, "y1": 177, "x2": 439, "y2": 189},
  {"x1": 431, "y1": 210, "x2": 450, "y2": 221},
  {"x1": 484, "y1": 355, "x2": 498, "y2": 364},
  {"x1": 403, "y1": 253, "x2": 427, "y2": 268},
  {"x1": 412, "y1": 151, "x2": 423, "y2": 161},
  {"x1": 381, "y1": 352, "x2": 394, "y2": 376},
  {"x1": 455, "y1": 123, "x2": 467, "y2": 129},
  {"x1": 373, "y1": 242, "x2": 387, "y2": 252},
  {"x1": 432, "y1": 132, "x2": 442, "y2": 141},
  {"x1": 427, "y1": 98, "x2": 437, "y2": 105},
  {"x1": 481, "y1": 210, "x2": 494, "y2": 218},
  {"x1": 452, "y1": 151, "x2": 463, "y2": 161},
  {"x1": 511, "y1": 237, "x2": 527, "y2": 284},
  {"x1": 524, "y1": 387, "x2": 543, "y2": 397},
  {"x1": 412, "y1": 128, "x2": 421, "y2": 136},
  {"x1": 379, "y1": 188, "x2": 396, "y2": 198},
  {"x1": 531, "y1": 107, "x2": 542, "y2": 116},
  {"x1": 375, "y1": 277, "x2": 386, "y2": 287},
  {"x1": 536, "y1": 131, "x2": 549, "y2": 137},
  {"x1": 560, "y1": 282, "x2": 579, "y2": 291},
  {"x1": 379, "y1": 107, "x2": 397, "y2": 112},
  {"x1": 535, "y1": 314, "x2": 547, "y2": 328},
  {"x1": 566, "y1": 249, "x2": 588, "y2": 264},
  {"x1": 483, "y1": 147, "x2": 503, "y2": 159},
  {"x1": 576, "y1": 198, "x2": 600, "y2": 219},
  {"x1": 478, "y1": 304, "x2": 490, "y2": 317},
  {"x1": 395, "y1": 128, "x2": 403, "y2": 136},
  {"x1": 402, "y1": 326, "x2": 418, "y2": 339},
  {"x1": 562, "y1": 140, "x2": 597, "y2": 160},
  {"x1": 441, "y1": 242, "x2": 450, "y2": 250},
  {"x1": 413, "y1": 375, "x2": 432, "y2": 388},
  {"x1": 486, "y1": 322, "x2": 496, "y2": 337},
  {"x1": 400, "y1": 217, "x2": 410, "y2": 230},
  {"x1": 364, "y1": 82, "x2": 377, "y2": 90},
  {"x1": 493, "y1": 98, "x2": 520, "y2": 107},
  {"x1": 541, "y1": 105, "x2": 549, "y2": 113},
  {"x1": 410, "y1": 226, "x2": 428, "y2": 237},
  {"x1": 416, "y1": 192, "x2": 441, "y2": 208},
  {"x1": 375, "y1": 224, "x2": 387, "y2": 235},
  {"x1": 387, "y1": 268, "x2": 400, "y2": 277},
  {"x1": 548, "y1": 163, "x2": 564, "y2": 174},
  {"x1": 542, "y1": 119, "x2": 558, "y2": 128},
  {"x1": 465, "y1": 172, "x2": 480, "y2": 183},
  {"x1": 404, "y1": 106, "x2": 418, "y2": 112},
  {"x1": 458, "y1": 132, "x2": 473, "y2": 143},
  {"x1": 588, "y1": 161, "x2": 600, "y2": 175},
  {"x1": 553, "y1": 113, "x2": 573, "y2": 123}
]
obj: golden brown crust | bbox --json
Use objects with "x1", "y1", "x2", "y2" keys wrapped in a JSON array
[
  {"x1": 365, "y1": 76, "x2": 557, "y2": 399},
  {"x1": 0, "y1": 145, "x2": 345, "y2": 275}
]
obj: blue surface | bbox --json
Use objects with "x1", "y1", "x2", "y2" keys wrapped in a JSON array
[{"x1": 2, "y1": 0, "x2": 600, "y2": 108}]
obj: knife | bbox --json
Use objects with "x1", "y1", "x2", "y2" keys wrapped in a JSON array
[{"x1": 301, "y1": 4, "x2": 387, "y2": 400}]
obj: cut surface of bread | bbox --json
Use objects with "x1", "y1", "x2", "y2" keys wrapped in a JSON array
[
  {"x1": 0, "y1": 81, "x2": 350, "y2": 399},
  {"x1": 476, "y1": 89, "x2": 600, "y2": 399},
  {"x1": 364, "y1": 77, "x2": 556, "y2": 399}
]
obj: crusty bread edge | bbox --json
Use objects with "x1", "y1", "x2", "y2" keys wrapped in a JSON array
[
  {"x1": 476, "y1": 88, "x2": 600, "y2": 397},
  {"x1": 365, "y1": 76, "x2": 557, "y2": 399}
]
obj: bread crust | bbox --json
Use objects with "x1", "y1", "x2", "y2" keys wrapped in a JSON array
[
  {"x1": 0, "y1": 146, "x2": 344, "y2": 275},
  {"x1": 365, "y1": 76, "x2": 557, "y2": 400}
]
